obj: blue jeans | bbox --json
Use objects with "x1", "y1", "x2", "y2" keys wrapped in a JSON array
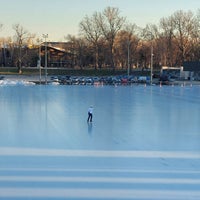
[{"x1": 87, "y1": 112, "x2": 92, "y2": 122}]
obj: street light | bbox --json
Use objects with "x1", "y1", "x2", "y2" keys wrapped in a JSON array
[
  {"x1": 127, "y1": 40, "x2": 130, "y2": 78},
  {"x1": 146, "y1": 30, "x2": 154, "y2": 85},
  {"x1": 150, "y1": 44, "x2": 153, "y2": 85},
  {"x1": 43, "y1": 34, "x2": 48, "y2": 84},
  {"x1": 37, "y1": 39, "x2": 42, "y2": 84}
]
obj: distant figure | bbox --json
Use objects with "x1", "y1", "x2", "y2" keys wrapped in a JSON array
[{"x1": 87, "y1": 106, "x2": 93, "y2": 122}]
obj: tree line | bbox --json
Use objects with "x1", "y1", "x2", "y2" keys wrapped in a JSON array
[{"x1": 0, "y1": 7, "x2": 200, "y2": 73}]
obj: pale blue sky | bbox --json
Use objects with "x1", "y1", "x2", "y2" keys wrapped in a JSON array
[{"x1": 0, "y1": 0, "x2": 199, "y2": 41}]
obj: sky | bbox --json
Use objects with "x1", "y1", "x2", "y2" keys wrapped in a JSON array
[{"x1": 0, "y1": 0, "x2": 199, "y2": 41}]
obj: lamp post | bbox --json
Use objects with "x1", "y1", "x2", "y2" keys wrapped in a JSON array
[
  {"x1": 37, "y1": 39, "x2": 42, "y2": 84},
  {"x1": 127, "y1": 40, "x2": 130, "y2": 78},
  {"x1": 43, "y1": 34, "x2": 48, "y2": 84},
  {"x1": 39, "y1": 43, "x2": 41, "y2": 84},
  {"x1": 150, "y1": 44, "x2": 153, "y2": 85}
]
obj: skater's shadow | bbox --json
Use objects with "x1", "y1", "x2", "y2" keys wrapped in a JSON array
[{"x1": 87, "y1": 122, "x2": 93, "y2": 136}]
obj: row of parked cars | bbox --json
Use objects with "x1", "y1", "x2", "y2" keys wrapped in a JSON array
[{"x1": 50, "y1": 75, "x2": 151, "y2": 85}]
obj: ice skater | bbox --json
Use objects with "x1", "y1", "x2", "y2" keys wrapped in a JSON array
[{"x1": 87, "y1": 105, "x2": 93, "y2": 122}]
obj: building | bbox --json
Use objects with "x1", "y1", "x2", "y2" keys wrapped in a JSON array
[
  {"x1": 183, "y1": 61, "x2": 200, "y2": 80},
  {"x1": 40, "y1": 42, "x2": 73, "y2": 68},
  {"x1": 0, "y1": 42, "x2": 74, "y2": 68},
  {"x1": 160, "y1": 66, "x2": 182, "y2": 79}
]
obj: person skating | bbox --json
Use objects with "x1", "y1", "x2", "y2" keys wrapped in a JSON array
[{"x1": 87, "y1": 106, "x2": 93, "y2": 122}]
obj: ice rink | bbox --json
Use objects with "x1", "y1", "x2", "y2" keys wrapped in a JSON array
[{"x1": 0, "y1": 83, "x2": 200, "y2": 199}]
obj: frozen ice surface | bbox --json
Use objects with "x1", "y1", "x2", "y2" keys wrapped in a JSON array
[
  {"x1": 0, "y1": 84, "x2": 200, "y2": 199},
  {"x1": 0, "y1": 84, "x2": 199, "y2": 151}
]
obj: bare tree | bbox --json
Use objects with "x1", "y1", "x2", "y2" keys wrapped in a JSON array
[
  {"x1": 171, "y1": 10, "x2": 198, "y2": 64},
  {"x1": 141, "y1": 24, "x2": 158, "y2": 68},
  {"x1": 65, "y1": 34, "x2": 78, "y2": 68},
  {"x1": 97, "y1": 7, "x2": 125, "y2": 69},
  {"x1": 124, "y1": 23, "x2": 140, "y2": 70},
  {"x1": 65, "y1": 34, "x2": 89, "y2": 69},
  {"x1": 114, "y1": 23, "x2": 140, "y2": 70},
  {"x1": 0, "y1": 24, "x2": 4, "y2": 66},
  {"x1": 13, "y1": 24, "x2": 35, "y2": 73},
  {"x1": 75, "y1": 38, "x2": 88, "y2": 69},
  {"x1": 79, "y1": 12, "x2": 102, "y2": 69},
  {"x1": 0, "y1": 36, "x2": 15, "y2": 67},
  {"x1": 160, "y1": 16, "x2": 176, "y2": 66},
  {"x1": 188, "y1": 9, "x2": 200, "y2": 61}
]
